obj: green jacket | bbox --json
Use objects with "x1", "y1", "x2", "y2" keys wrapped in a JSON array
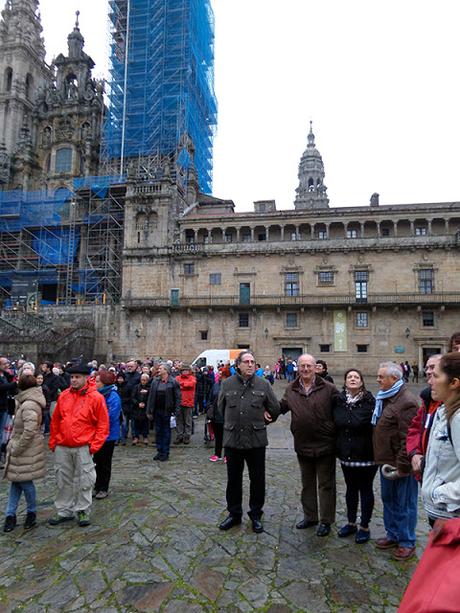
[{"x1": 218, "y1": 373, "x2": 280, "y2": 449}]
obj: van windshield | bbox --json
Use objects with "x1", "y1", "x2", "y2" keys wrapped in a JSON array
[{"x1": 194, "y1": 357, "x2": 206, "y2": 368}]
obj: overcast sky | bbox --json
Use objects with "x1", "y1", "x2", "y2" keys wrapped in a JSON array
[{"x1": 11, "y1": 0, "x2": 460, "y2": 210}]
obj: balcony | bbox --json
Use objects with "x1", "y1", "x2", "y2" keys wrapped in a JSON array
[{"x1": 122, "y1": 291, "x2": 460, "y2": 310}]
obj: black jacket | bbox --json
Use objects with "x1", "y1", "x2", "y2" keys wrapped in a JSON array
[
  {"x1": 218, "y1": 374, "x2": 280, "y2": 449},
  {"x1": 43, "y1": 372, "x2": 61, "y2": 402},
  {"x1": 0, "y1": 372, "x2": 16, "y2": 413},
  {"x1": 333, "y1": 389, "x2": 375, "y2": 462},
  {"x1": 206, "y1": 381, "x2": 223, "y2": 424},
  {"x1": 147, "y1": 376, "x2": 181, "y2": 417},
  {"x1": 131, "y1": 382, "x2": 150, "y2": 421},
  {"x1": 116, "y1": 381, "x2": 131, "y2": 416}
]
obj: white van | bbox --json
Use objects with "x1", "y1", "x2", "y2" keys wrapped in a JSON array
[{"x1": 191, "y1": 349, "x2": 246, "y2": 371}]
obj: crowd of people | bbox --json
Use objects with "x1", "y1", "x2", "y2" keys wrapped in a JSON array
[{"x1": 1, "y1": 336, "x2": 460, "y2": 575}]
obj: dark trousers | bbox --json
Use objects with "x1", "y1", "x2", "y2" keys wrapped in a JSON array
[
  {"x1": 297, "y1": 454, "x2": 336, "y2": 525},
  {"x1": 213, "y1": 422, "x2": 223, "y2": 458},
  {"x1": 155, "y1": 412, "x2": 171, "y2": 458},
  {"x1": 340, "y1": 464, "x2": 378, "y2": 528},
  {"x1": 133, "y1": 416, "x2": 149, "y2": 438},
  {"x1": 93, "y1": 440, "x2": 115, "y2": 492},
  {"x1": 225, "y1": 446, "x2": 265, "y2": 519}
]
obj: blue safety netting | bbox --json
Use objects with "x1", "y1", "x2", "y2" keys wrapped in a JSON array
[
  {"x1": 0, "y1": 189, "x2": 71, "y2": 231},
  {"x1": 104, "y1": 0, "x2": 217, "y2": 194}
]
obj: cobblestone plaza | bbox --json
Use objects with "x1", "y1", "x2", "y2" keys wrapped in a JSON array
[{"x1": 0, "y1": 382, "x2": 428, "y2": 612}]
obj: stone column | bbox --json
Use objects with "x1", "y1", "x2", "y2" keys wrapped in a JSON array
[
  {"x1": 236, "y1": 227, "x2": 240, "y2": 242},
  {"x1": 280, "y1": 226, "x2": 285, "y2": 241}
]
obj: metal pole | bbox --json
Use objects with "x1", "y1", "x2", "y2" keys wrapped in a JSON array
[{"x1": 120, "y1": 0, "x2": 131, "y2": 178}]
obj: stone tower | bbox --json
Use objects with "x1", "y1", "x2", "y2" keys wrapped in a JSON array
[
  {"x1": 0, "y1": 0, "x2": 51, "y2": 185},
  {"x1": 294, "y1": 121, "x2": 329, "y2": 210},
  {"x1": 31, "y1": 12, "x2": 105, "y2": 193}
]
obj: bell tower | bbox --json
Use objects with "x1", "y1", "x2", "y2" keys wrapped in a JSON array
[
  {"x1": 294, "y1": 121, "x2": 329, "y2": 210},
  {"x1": 0, "y1": 0, "x2": 51, "y2": 176}
]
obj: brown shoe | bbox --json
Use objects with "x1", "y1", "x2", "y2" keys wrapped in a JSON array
[
  {"x1": 375, "y1": 537, "x2": 398, "y2": 549},
  {"x1": 393, "y1": 546, "x2": 416, "y2": 561}
]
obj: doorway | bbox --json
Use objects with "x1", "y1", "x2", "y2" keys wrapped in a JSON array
[
  {"x1": 422, "y1": 347, "x2": 442, "y2": 365},
  {"x1": 282, "y1": 347, "x2": 303, "y2": 362}
]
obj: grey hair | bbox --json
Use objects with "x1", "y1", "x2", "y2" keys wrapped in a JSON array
[
  {"x1": 379, "y1": 361, "x2": 403, "y2": 379},
  {"x1": 160, "y1": 362, "x2": 171, "y2": 374}
]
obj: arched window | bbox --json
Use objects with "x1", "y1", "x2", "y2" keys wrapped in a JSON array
[
  {"x1": 55, "y1": 147, "x2": 73, "y2": 173},
  {"x1": 65, "y1": 74, "x2": 78, "y2": 99},
  {"x1": 4, "y1": 67, "x2": 12, "y2": 92},
  {"x1": 25, "y1": 73, "x2": 33, "y2": 100}
]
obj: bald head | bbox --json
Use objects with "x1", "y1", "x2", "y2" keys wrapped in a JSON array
[{"x1": 297, "y1": 354, "x2": 316, "y2": 385}]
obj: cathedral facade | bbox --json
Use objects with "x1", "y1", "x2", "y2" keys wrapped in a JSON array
[{"x1": 0, "y1": 1, "x2": 459, "y2": 374}]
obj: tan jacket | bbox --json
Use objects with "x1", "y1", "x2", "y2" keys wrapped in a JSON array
[{"x1": 3, "y1": 386, "x2": 46, "y2": 482}]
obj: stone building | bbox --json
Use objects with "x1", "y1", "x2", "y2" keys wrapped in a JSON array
[
  {"x1": 0, "y1": 1, "x2": 459, "y2": 374},
  {"x1": 119, "y1": 124, "x2": 460, "y2": 373}
]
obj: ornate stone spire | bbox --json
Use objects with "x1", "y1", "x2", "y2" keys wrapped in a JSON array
[
  {"x1": 0, "y1": 0, "x2": 46, "y2": 60},
  {"x1": 294, "y1": 121, "x2": 329, "y2": 210},
  {"x1": 68, "y1": 10, "x2": 85, "y2": 58}
]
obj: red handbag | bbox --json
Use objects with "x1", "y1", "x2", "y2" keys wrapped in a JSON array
[{"x1": 398, "y1": 518, "x2": 460, "y2": 613}]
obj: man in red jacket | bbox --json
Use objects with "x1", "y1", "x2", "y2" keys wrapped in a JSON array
[
  {"x1": 175, "y1": 365, "x2": 196, "y2": 444},
  {"x1": 48, "y1": 362, "x2": 109, "y2": 527}
]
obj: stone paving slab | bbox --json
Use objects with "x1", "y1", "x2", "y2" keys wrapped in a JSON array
[{"x1": 0, "y1": 381, "x2": 429, "y2": 612}]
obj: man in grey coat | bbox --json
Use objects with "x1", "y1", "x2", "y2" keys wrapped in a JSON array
[{"x1": 218, "y1": 351, "x2": 280, "y2": 533}]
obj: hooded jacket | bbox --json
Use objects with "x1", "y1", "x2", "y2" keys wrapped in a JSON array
[
  {"x1": 49, "y1": 378, "x2": 109, "y2": 454},
  {"x1": 98, "y1": 384, "x2": 122, "y2": 442},
  {"x1": 422, "y1": 405, "x2": 460, "y2": 519},
  {"x1": 3, "y1": 386, "x2": 46, "y2": 482},
  {"x1": 176, "y1": 372, "x2": 196, "y2": 407}
]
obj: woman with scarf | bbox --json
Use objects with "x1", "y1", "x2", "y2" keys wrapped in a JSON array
[
  {"x1": 94, "y1": 371, "x2": 121, "y2": 499},
  {"x1": 333, "y1": 369, "x2": 376, "y2": 543}
]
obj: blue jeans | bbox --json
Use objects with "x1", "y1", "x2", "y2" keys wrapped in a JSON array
[
  {"x1": 121, "y1": 414, "x2": 133, "y2": 441},
  {"x1": 0, "y1": 411, "x2": 8, "y2": 448},
  {"x1": 380, "y1": 470, "x2": 418, "y2": 547},
  {"x1": 155, "y1": 412, "x2": 171, "y2": 458},
  {"x1": 6, "y1": 481, "x2": 36, "y2": 516}
]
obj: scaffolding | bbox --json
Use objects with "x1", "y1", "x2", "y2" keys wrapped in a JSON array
[
  {"x1": 0, "y1": 180, "x2": 125, "y2": 308},
  {"x1": 104, "y1": 0, "x2": 218, "y2": 194}
]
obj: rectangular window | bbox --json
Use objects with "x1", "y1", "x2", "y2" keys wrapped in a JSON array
[
  {"x1": 419, "y1": 268, "x2": 433, "y2": 294},
  {"x1": 347, "y1": 229, "x2": 358, "y2": 238},
  {"x1": 415, "y1": 227, "x2": 427, "y2": 236},
  {"x1": 239, "y1": 312, "x2": 249, "y2": 328},
  {"x1": 285, "y1": 272, "x2": 300, "y2": 296},
  {"x1": 209, "y1": 273, "x2": 221, "y2": 285},
  {"x1": 200, "y1": 330, "x2": 208, "y2": 340},
  {"x1": 355, "y1": 312, "x2": 369, "y2": 328},
  {"x1": 242, "y1": 232, "x2": 251, "y2": 242},
  {"x1": 257, "y1": 232, "x2": 266, "y2": 241},
  {"x1": 381, "y1": 227, "x2": 390, "y2": 237},
  {"x1": 183, "y1": 263, "x2": 195, "y2": 276},
  {"x1": 422, "y1": 310, "x2": 435, "y2": 327},
  {"x1": 319, "y1": 344, "x2": 331, "y2": 353},
  {"x1": 318, "y1": 271, "x2": 334, "y2": 285},
  {"x1": 286, "y1": 312, "x2": 298, "y2": 328},
  {"x1": 55, "y1": 147, "x2": 73, "y2": 173},
  {"x1": 354, "y1": 270, "x2": 368, "y2": 303},
  {"x1": 224, "y1": 233, "x2": 233, "y2": 243},
  {"x1": 318, "y1": 230, "x2": 327, "y2": 240},
  {"x1": 185, "y1": 230, "x2": 195, "y2": 244},
  {"x1": 356, "y1": 344, "x2": 368, "y2": 353}
]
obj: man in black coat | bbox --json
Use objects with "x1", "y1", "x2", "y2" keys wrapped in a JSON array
[
  {"x1": 0, "y1": 356, "x2": 17, "y2": 466},
  {"x1": 217, "y1": 351, "x2": 280, "y2": 533}
]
